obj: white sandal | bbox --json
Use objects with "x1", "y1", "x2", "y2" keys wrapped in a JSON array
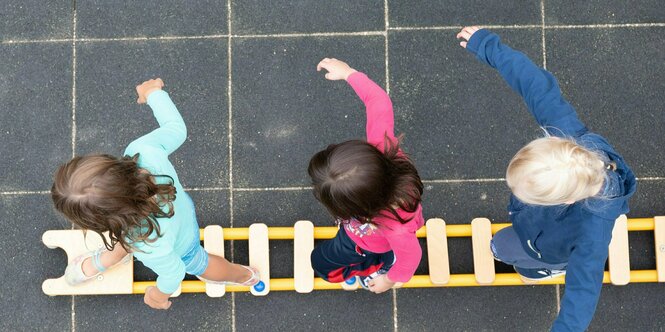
[
  {"x1": 64, "y1": 249, "x2": 131, "y2": 286},
  {"x1": 197, "y1": 265, "x2": 261, "y2": 286}
]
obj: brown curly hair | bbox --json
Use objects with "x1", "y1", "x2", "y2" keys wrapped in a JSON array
[{"x1": 51, "y1": 154, "x2": 176, "y2": 251}]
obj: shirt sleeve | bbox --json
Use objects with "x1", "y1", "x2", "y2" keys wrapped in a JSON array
[
  {"x1": 126, "y1": 90, "x2": 187, "y2": 156},
  {"x1": 133, "y1": 243, "x2": 187, "y2": 295},
  {"x1": 466, "y1": 29, "x2": 588, "y2": 138},
  {"x1": 383, "y1": 226, "x2": 423, "y2": 283},
  {"x1": 551, "y1": 238, "x2": 609, "y2": 332},
  {"x1": 346, "y1": 72, "x2": 397, "y2": 150}
]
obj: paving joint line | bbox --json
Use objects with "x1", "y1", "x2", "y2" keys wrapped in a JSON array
[
  {"x1": 546, "y1": 23, "x2": 665, "y2": 29},
  {"x1": 6, "y1": 176, "x2": 665, "y2": 196},
  {"x1": 227, "y1": 2, "x2": 236, "y2": 331},
  {"x1": 3, "y1": 23, "x2": 664, "y2": 45},
  {"x1": 541, "y1": 0, "x2": 547, "y2": 69},
  {"x1": 636, "y1": 177, "x2": 665, "y2": 181},
  {"x1": 0, "y1": 190, "x2": 50, "y2": 195},
  {"x1": 392, "y1": 289, "x2": 399, "y2": 332},
  {"x1": 555, "y1": 284, "x2": 561, "y2": 315},
  {"x1": 389, "y1": 24, "x2": 541, "y2": 31},
  {"x1": 384, "y1": 0, "x2": 390, "y2": 95},
  {"x1": 185, "y1": 187, "x2": 231, "y2": 192},
  {"x1": 423, "y1": 178, "x2": 506, "y2": 184},
  {"x1": 385, "y1": 4, "x2": 399, "y2": 331},
  {"x1": 70, "y1": 1, "x2": 78, "y2": 331}
]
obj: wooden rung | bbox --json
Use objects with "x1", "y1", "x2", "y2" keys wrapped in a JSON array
[
  {"x1": 608, "y1": 215, "x2": 630, "y2": 285},
  {"x1": 293, "y1": 220, "x2": 314, "y2": 293},
  {"x1": 41, "y1": 230, "x2": 133, "y2": 296},
  {"x1": 203, "y1": 225, "x2": 225, "y2": 297},
  {"x1": 655, "y1": 216, "x2": 665, "y2": 282},
  {"x1": 426, "y1": 218, "x2": 450, "y2": 285},
  {"x1": 471, "y1": 218, "x2": 495, "y2": 284},
  {"x1": 249, "y1": 223, "x2": 270, "y2": 296}
]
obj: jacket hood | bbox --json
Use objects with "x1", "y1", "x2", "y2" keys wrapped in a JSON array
[{"x1": 580, "y1": 134, "x2": 637, "y2": 220}]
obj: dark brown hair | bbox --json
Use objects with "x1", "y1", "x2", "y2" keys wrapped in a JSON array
[
  {"x1": 51, "y1": 154, "x2": 176, "y2": 251},
  {"x1": 308, "y1": 138, "x2": 423, "y2": 225}
]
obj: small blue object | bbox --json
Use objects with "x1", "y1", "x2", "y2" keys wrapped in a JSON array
[
  {"x1": 254, "y1": 281, "x2": 265, "y2": 292},
  {"x1": 344, "y1": 277, "x2": 357, "y2": 285}
]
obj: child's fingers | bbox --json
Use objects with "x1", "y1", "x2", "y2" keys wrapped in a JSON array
[
  {"x1": 317, "y1": 59, "x2": 331, "y2": 72},
  {"x1": 155, "y1": 78, "x2": 164, "y2": 87},
  {"x1": 463, "y1": 26, "x2": 477, "y2": 35},
  {"x1": 460, "y1": 41, "x2": 467, "y2": 48},
  {"x1": 325, "y1": 73, "x2": 332, "y2": 80},
  {"x1": 162, "y1": 300, "x2": 172, "y2": 310},
  {"x1": 457, "y1": 30, "x2": 472, "y2": 41}
]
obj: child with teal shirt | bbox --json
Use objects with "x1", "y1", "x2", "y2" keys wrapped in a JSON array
[{"x1": 52, "y1": 78, "x2": 259, "y2": 309}]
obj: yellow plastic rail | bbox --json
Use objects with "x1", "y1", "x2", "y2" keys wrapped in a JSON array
[
  {"x1": 126, "y1": 218, "x2": 659, "y2": 294},
  {"x1": 133, "y1": 270, "x2": 659, "y2": 294},
  {"x1": 199, "y1": 218, "x2": 655, "y2": 240}
]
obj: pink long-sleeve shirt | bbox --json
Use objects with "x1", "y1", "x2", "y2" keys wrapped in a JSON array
[{"x1": 342, "y1": 72, "x2": 425, "y2": 283}]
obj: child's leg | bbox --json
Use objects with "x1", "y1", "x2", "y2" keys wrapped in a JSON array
[
  {"x1": 81, "y1": 244, "x2": 129, "y2": 277},
  {"x1": 198, "y1": 254, "x2": 252, "y2": 283},
  {"x1": 491, "y1": 227, "x2": 566, "y2": 270},
  {"x1": 311, "y1": 228, "x2": 385, "y2": 282},
  {"x1": 180, "y1": 242, "x2": 254, "y2": 283}
]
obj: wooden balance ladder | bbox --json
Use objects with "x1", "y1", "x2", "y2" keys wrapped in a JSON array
[{"x1": 41, "y1": 216, "x2": 665, "y2": 296}]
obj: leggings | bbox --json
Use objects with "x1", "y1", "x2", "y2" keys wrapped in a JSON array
[{"x1": 310, "y1": 228, "x2": 394, "y2": 282}]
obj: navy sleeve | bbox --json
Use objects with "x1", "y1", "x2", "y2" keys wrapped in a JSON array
[
  {"x1": 466, "y1": 29, "x2": 588, "y2": 137},
  {"x1": 551, "y1": 238, "x2": 609, "y2": 331}
]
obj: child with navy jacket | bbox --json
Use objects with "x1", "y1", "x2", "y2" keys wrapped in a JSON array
[{"x1": 457, "y1": 27, "x2": 636, "y2": 331}]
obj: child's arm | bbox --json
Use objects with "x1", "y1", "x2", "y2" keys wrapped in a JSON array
[
  {"x1": 130, "y1": 78, "x2": 188, "y2": 155},
  {"x1": 384, "y1": 231, "x2": 423, "y2": 283},
  {"x1": 552, "y1": 236, "x2": 609, "y2": 331},
  {"x1": 459, "y1": 27, "x2": 587, "y2": 137},
  {"x1": 316, "y1": 58, "x2": 396, "y2": 149},
  {"x1": 133, "y1": 247, "x2": 187, "y2": 309}
]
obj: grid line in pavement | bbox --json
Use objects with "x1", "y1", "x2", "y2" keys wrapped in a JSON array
[{"x1": 2, "y1": 23, "x2": 664, "y2": 45}]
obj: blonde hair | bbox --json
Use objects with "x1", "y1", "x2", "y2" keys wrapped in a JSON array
[{"x1": 506, "y1": 137, "x2": 607, "y2": 205}]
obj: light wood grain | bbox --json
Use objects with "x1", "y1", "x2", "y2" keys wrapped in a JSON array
[
  {"x1": 471, "y1": 218, "x2": 495, "y2": 284},
  {"x1": 426, "y1": 218, "x2": 450, "y2": 285}
]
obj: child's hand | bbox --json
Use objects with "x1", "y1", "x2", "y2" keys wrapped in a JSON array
[
  {"x1": 316, "y1": 58, "x2": 357, "y2": 81},
  {"x1": 456, "y1": 26, "x2": 481, "y2": 48},
  {"x1": 368, "y1": 274, "x2": 396, "y2": 294},
  {"x1": 136, "y1": 78, "x2": 165, "y2": 104},
  {"x1": 144, "y1": 286, "x2": 172, "y2": 310}
]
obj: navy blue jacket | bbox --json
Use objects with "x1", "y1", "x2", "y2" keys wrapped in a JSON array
[{"x1": 467, "y1": 29, "x2": 637, "y2": 332}]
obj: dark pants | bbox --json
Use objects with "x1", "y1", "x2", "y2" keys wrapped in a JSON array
[
  {"x1": 311, "y1": 228, "x2": 395, "y2": 283},
  {"x1": 491, "y1": 226, "x2": 567, "y2": 270}
]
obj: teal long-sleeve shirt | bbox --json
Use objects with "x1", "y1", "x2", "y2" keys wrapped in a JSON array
[{"x1": 123, "y1": 90, "x2": 199, "y2": 294}]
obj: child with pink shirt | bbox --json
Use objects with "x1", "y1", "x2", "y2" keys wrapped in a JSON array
[{"x1": 309, "y1": 58, "x2": 424, "y2": 293}]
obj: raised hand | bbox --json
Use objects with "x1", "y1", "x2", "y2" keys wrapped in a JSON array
[
  {"x1": 316, "y1": 58, "x2": 357, "y2": 81},
  {"x1": 456, "y1": 26, "x2": 481, "y2": 48},
  {"x1": 136, "y1": 78, "x2": 165, "y2": 104}
]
